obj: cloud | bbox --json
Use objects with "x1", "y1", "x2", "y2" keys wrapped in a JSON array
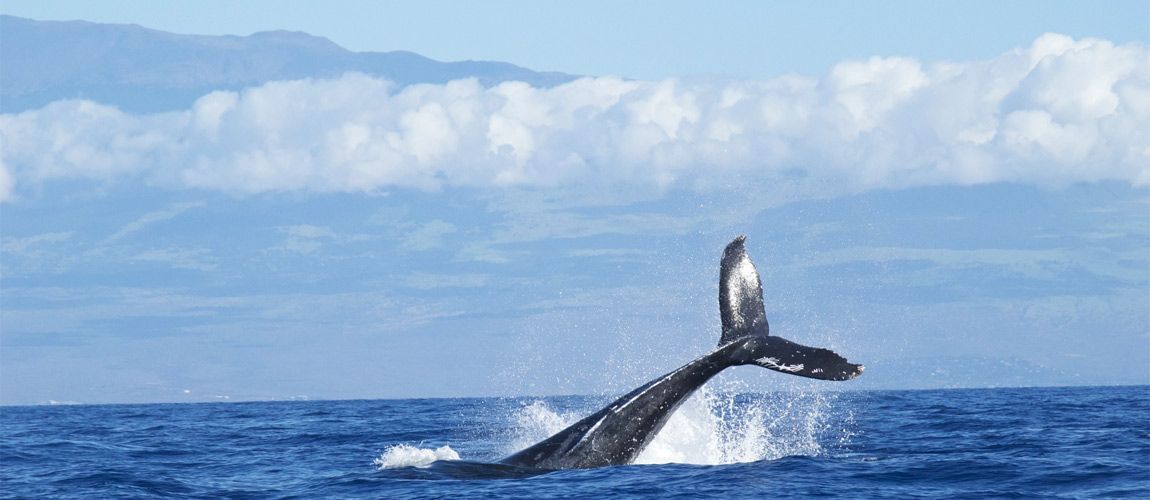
[
  {"x1": 131, "y1": 247, "x2": 218, "y2": 272},
  {"x1": 401, "y1": 220, "x2": 457, "y2": 250},
  {"x1": 1, "y1": 231, "x2": 73, "y2": 255},
  {"x1": 1, "y1": 34, "x2": 1146, "y2": 202},
  {"x1": 106, "y1": 202, "x2": 206, "y2": 242},
  {"x1": 455, "y1": 242, "x2": 514, "y2": 264},
  {"x1": 1, "y1": 232, "x2": 75, "y2": 276},
  {"x1": 0, "y1": 153, "x2": 14, "y2": 202},
  {"x1": 274, "y1": 224, "x2": 376, "y2": 255},
  {"x1": 276, "y1": 224, "x2": 335, "y2": 255},
  {"x1": 402, "y1": 272, "x2": 490, "y2": 289}
]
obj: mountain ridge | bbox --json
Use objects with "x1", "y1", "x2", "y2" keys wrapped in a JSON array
[{"x1": 0, "y1": 15, "x2": 578, "y2": 113}]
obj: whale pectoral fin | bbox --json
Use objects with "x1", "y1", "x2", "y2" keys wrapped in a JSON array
[{"x1": 750, "y1": 336, "x2": 864, "y2": 381}]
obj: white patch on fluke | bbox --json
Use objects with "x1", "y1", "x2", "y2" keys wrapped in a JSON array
[
  {"x1": 757, "y1": 356, "x2": 804, "y2": 373},
  {"x1": 736, "y1": 256, "x2": 758, "y2": 284},
  {"x1": 725, "y1": 254, "x2": 761, "y2": 331}
]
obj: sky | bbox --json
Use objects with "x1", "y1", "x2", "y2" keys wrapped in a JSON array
[
  {"x1": 0, "y1": 2, "x2": 1148, "y2": 405},
  {"x1": 2, "y1": 0, "x2": 1147, "y2": 79}
]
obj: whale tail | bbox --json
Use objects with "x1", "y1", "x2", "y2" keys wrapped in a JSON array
[{"x1": 718, "y1": 236, "x2": 864, "y2": 381}]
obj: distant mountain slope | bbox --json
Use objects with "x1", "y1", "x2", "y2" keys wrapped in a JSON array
[{"x1": 0, "y1": 15, "x2": 578, "y2": 113}]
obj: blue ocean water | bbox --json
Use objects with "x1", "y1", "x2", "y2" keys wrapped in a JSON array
[{"x1": 2, "y1": 385, "x2": 1147, "y2": 498}]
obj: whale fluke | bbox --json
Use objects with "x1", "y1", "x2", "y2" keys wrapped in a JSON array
[
  {"x1": 719, "y1": 235, "x2": 769, "y2": 344},
  {"x1": 719, "y1": 235, "x2": 863, "y2": 381},
  {"x1": 500, "y1": 236, "x2": 864, "y2": 469}
]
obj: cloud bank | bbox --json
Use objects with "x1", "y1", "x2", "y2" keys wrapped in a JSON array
[{"x1": 1, "y1": 34, "x2": 1146, "y2": 202}]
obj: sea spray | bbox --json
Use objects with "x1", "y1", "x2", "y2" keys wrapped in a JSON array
[
  {"x1": 502, "y1": 384, "x2": 851, "y2": 466},
  {"x1": 636, "y1": 385, "x2": 839, "y2": 464},
  {"x1": 634, "y1": 387, "x2": 724, "y2": 464},
  {"x1": 373, "y1": 383, "x2": 852, "y2": 470},
  {"x1": 503, "y1": 400, "x2": 586, "y2": 455},
  {"x1": 373, "y1": 444, "x2": 460, "y2": 469}
]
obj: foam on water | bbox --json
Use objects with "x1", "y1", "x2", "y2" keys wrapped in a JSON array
[
  {"x1": 373, "y1": 444, "x2": 460, "y2": 469},
  {"x1": 505, "y1": 384, "x2": 844, "y2": 466}
]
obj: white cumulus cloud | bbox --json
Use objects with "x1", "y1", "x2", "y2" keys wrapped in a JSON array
[{"x1": 0, "y1": 33, "x2": 1146, "y2": 201}]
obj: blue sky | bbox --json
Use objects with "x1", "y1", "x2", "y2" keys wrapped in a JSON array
[
  {"x1": 0, "y1": 2, "x2": 1147, "y2": 405},
  {"x1": 2, "y1": 0, "x2": 1147, "y2": 79}
]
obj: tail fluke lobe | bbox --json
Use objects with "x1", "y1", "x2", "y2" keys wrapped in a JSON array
[
  {"x1": 745, "y1": 336, "x2": 864, "y2": 381},
  {"x1": 719, "y1": 235, "x2": 769, "y2": 345},
  {"x1": 718, "y1": 235, "x2": 864, "y2": 382}
]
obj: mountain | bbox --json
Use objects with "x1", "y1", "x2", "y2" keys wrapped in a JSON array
[{"x1": 0, "y1": 15, "x2": 578, "y2": 113}]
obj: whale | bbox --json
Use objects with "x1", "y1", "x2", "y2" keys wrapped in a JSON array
[{"x1": 500, "y1": 236, "x2": 864, "y2": 470}]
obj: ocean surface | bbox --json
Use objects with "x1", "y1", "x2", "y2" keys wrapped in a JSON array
[{"x1": 2, "y1": 385, "x2": 1147, "y2": 498}]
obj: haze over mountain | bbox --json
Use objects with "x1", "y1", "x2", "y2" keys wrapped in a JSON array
[{"x1": 0, "y1": 15, "x2": 576, "y2": 113}]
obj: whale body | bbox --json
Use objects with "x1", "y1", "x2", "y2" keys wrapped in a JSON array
[{"x1": 501, "y1": 236, "x2": 864, "y2": 469}]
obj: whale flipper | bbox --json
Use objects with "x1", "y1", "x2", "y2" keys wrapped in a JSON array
[{"x1": 500, "y1": 236, "x2": 863, "y2": 469}]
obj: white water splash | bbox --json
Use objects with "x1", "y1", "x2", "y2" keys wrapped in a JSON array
[
  {"x1": 504, "y1": 400, "x2": 585, "y2": 455},
  {"x1": 373, "y1": 444, "x2": 460, "y2": 469},
  {"x1": 637, "y1": 386, "x2": 836, "y2": 464},
  {"x1": 505, "y1": 385, "x2": 844, "y2": 466}
]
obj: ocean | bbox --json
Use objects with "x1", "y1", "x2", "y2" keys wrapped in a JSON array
[{"x1": 2, "y1": 385, "x2": 1147, "y2": 498}]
